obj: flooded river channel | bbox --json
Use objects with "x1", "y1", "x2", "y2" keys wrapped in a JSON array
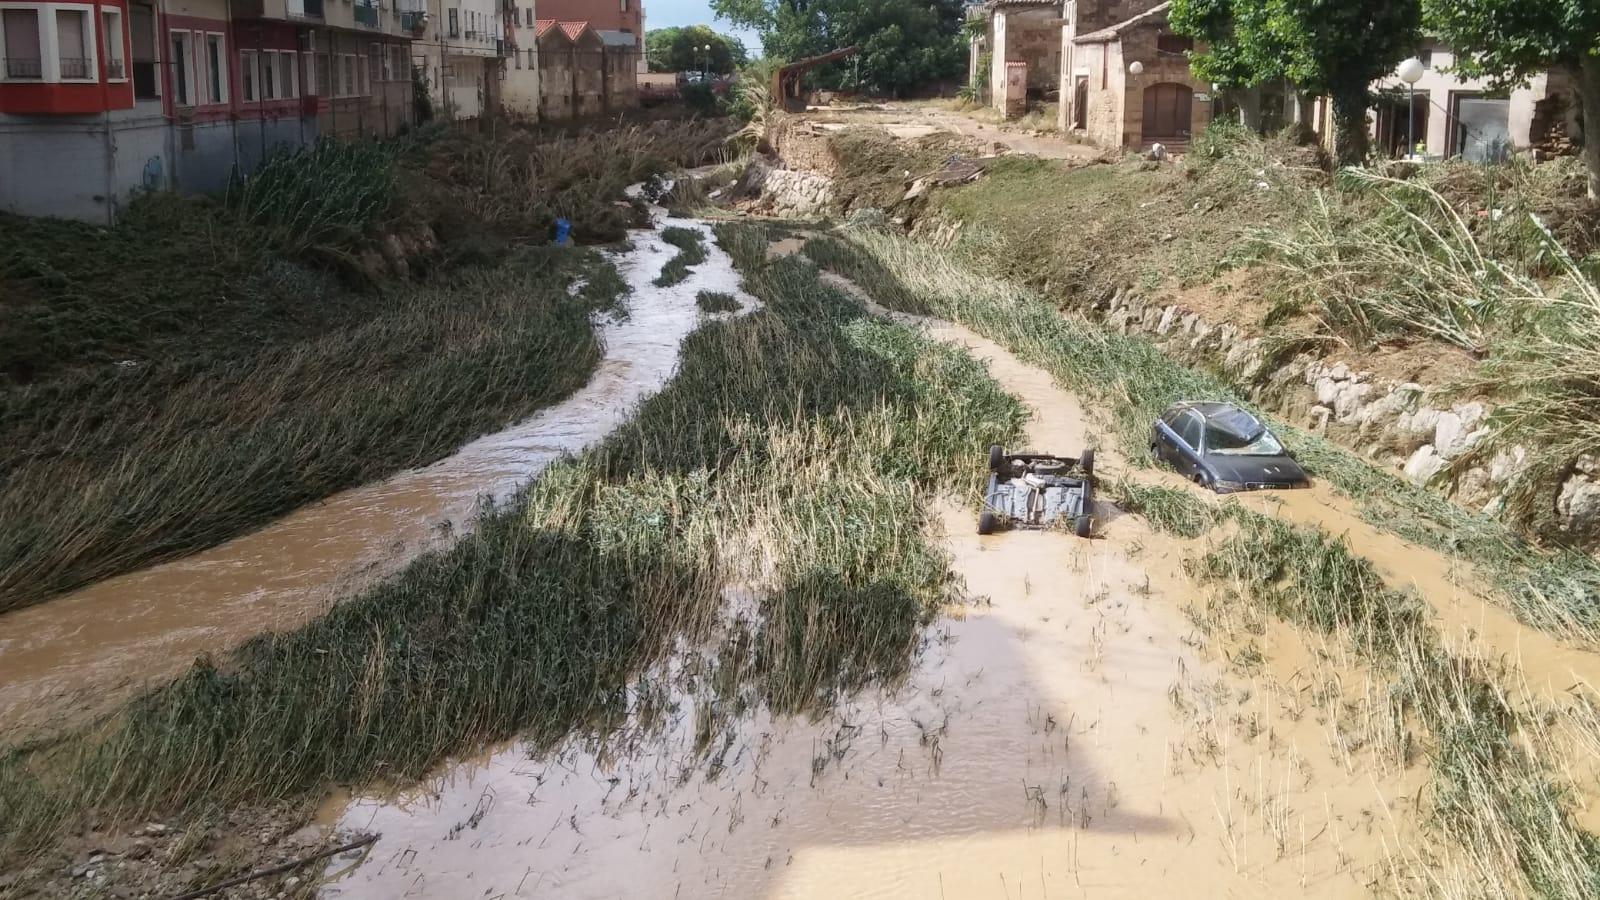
[{"x1": 0, "y1": 213, "x2": 748, "y2": 733}]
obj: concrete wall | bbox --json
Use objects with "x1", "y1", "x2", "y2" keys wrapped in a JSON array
[
  {"x1": 0, "y1": 106, "x2": 167, "y2": 221},
  {"x1": 1079, "y1": 40, "x2": 1124, "y2": 147},
  {"x1": 603, "y1": 47, "x2": 637, "y2": 110}
]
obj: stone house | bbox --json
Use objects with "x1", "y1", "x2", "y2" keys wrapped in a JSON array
[
  {"x1": 532, "y1": 19, "x2": 631, "y2": 120},
  {"x1": 1062, "y1": 1, "x2": 1211, "y2": 150},
  {"x1": 969, "y1": 0, "x2": 1062, "y2": 118}
]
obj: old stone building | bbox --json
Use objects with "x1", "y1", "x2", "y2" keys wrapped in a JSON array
[
  {"x1": 533, "y1": 19, "x2": 633, "y2": 120},
  {"x1": 970, "y1": 0, "x2": 1062, "y2": 118},
  {"x1": 1062, "y1": 1, "x2": 1211, "y2": 150}
]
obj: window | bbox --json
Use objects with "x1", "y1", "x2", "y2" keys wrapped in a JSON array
[
  {"x1": 390, "y1": 44, "x2": 404, "y2": 81},
  {"x1": 1099, "y1": 45, "x2": 1106, "y2": 90},
  {"x1": 447, "y1": 7, "x2": 457, "y2": 37},
  {"x1": 341, "y1": 52, "x2": 354, "y2": 95},
  {"x1": 513, "y1": 48, "x2": 519, "y2": 68},
  {"x1": 2, "y1": 9, "x2": 42, "y2": 79},
  {"x1": 1176, "y1": 412, "x2": 1204, "y2": 450},
  {"x1": 260, "y1": 49, "x2": 276, "y2": 98},
  {"x1": 169, "y1": 30, "x2": 193, "y2": 102},
  {"x1": 1156, "y1": 33, "x2": 1193, "y2": 55},
  {"x1": 524, "y1": 7, "x2": 531, "y2": 26},
  {"x1": 57, "y1": 9, "x2": 91, "y2": 79},
  {"x1": 203, "y1": 33, "x2": 224, "y2": 102},
  {"x1": 101, "y1": 9, "x2": 125, "y2": 79},
  {"x1": 620, "y1": 0, "x2": 627, "y2": 10},
  {"x1": 240, "y1": 48, "x2": 256, "y2": 100},
  {"x1": 129, "y1": 3, "x2": 157, "y2": 97},
  {"x1": 277, "y1": 49, "x2": 295, "y2": 97},
  {"x1": 317, "y1": 50, "x2": 331, "y2": 94},
  {"x1": 368, "y1": 41, "x2": 380, "y2": 83},
  {"x1": 526, "y1": 47, "x2": 533, "y2": 69}
]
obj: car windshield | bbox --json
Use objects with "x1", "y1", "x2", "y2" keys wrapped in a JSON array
[{"x1": 1206, "y1": 424, "x2": 1285, "y2": 456}]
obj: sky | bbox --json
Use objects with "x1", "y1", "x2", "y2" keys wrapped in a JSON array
[{"x1": 644, "y1": 0, "x2": 765, "y2": 55}]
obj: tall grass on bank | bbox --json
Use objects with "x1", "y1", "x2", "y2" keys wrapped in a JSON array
[
  {"x1": 0, "y1": 226, "x2": 1025, "y2": 868},
  {"x1": 416, "y1": 117, "x2": 735, "y2": 246},
  {"x1": 803, "y1": 227, "x2": 1600, "y2": 643},
  {"x1": 0, "y1": 249, "x2": 616, "y2": 614},
  {"x1": 1128, "y1": 490, "x2": 1600, "y2": 898},
  {"x1": 227, "y1": 138, "x2": 397, "y2": 261},
  {"x1": 0, "y1": 194, "x2": 367, "y2": 386}
]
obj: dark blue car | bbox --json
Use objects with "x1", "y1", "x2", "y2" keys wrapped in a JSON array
[{"x1": 1151, "y1": 401, "x2": 1311, "y2": 494}]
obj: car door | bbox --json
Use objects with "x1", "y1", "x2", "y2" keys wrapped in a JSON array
[{"x1": 1172, "y1": 410, "x2": 1207, "y2": 478}]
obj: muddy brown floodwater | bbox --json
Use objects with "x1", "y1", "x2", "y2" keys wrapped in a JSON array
[
  {"x1": 321, "y1": 270, "x2": 1422, "y2": 898},
  {"x1": 0, "y1": 213, "x2": 755, "y2": 734}
]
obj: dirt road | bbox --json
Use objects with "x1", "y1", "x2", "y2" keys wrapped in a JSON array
[{"x1": 806, "y1": 103, "x2": 1106, "y2": 164}]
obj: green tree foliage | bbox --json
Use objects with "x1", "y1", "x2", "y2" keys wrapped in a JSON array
[
  {"x1": 1169, "y1": 0, "x2": 1422, "y2": 163},
  {"x1": 645, "y1": 25, "x2": 749, "y2": 75},
  {"x1": 1424, "y1": 0, "x2": 1600, "y2": 198},
  {"x1": 711, "y1": 0, "x2": 966, "y2": 97}
]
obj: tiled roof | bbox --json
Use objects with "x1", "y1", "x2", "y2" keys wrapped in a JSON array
[
  {"x1": 1075, "y1": 1, "x2": 1171, "y2": 43},
  {"x1": 534, "y1": 18, "x2": 557, "y2": 37},
  {"x1": 559, "y1": 20, "x2": 589, "y2": 41}
]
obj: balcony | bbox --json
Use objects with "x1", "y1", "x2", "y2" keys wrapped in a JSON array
[
  {"x1": 5, "y1": 57, "x2": 43, "y2": 79},
  {"x1": 105, "y1": 59, "x2": 125, "y2": 79},
  {"x1": 286, "y1": 0, "x2": 325, "y2": 17},
  {"x1": 59, "y1": 57, "x2": 90, "y2": 79},
  {"x1": 354, "y1": 1, "x2": 379, "y2": 27},
  {"x1": 400, "y1": 10, "x2": 425, "y2": 32}
]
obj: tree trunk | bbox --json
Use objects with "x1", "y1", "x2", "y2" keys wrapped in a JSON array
[
  {"x1": 1330, "y1": 83, "x2": 1370, "y2": 167},
  {"x1": 1581, "y1": 56, "x2": 1600, "y2": 201}
]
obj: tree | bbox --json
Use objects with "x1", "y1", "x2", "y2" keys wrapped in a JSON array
[
  {"x1": 1424, "y1": 0, "x2": 1600, "y2": 199},
  {"x1": 1169, "y1": 0, "x2": 1423, "y2": 164},
  {"x1": 710, "y1": 0, "x2": 966, "y2": 97},
  {"x1": 645, "y1": 25, "x2": 749, "y2": 75}
]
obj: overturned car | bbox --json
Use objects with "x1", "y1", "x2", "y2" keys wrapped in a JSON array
[{"x1": 979, "y1": 445, "x2": 1096, "y2": 538}]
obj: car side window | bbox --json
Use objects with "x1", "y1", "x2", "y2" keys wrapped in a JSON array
[{"x1": 1176, "y1": 412, "x2": 1205, "y2": 451}]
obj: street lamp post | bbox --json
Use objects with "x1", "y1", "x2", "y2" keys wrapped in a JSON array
[
  {"x1": 1398, "y1": 57, "x2": 1425, "y2": 159},
  {"x1": 700, "y1": 44, "x2": 712, "y2": 81}
]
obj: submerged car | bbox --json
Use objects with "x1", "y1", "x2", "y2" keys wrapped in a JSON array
[
  {"x1": 979, "y1": 445, "x2": 1095, "y2": 537},
  {"x1": 1151, "y1": 401, "x2": 1310, "y2": 493}
]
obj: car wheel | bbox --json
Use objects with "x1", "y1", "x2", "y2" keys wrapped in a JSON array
[
  {"x1": 978, "y1": 511, "x2": 998, "y2": 535},
  {"x1": 988, "y1": 444, "x2": 1006, "y2": 473},
  {"x1": 1075, "y1": 514, "x2": 1093, "y2": 538}
]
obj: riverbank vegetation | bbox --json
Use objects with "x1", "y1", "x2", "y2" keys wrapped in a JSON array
[
  {"x1": 806, "y1": 227, "x2": 1600, "y2": 897},
  {"x1": 0, "y1": 224, "x2": 1024, "y2": 891},
  {"x1": 802, "y1": 226, "x2": 1600, "y2": 645},
  {"x1": 895, "y1": 124, "x2": 1600, "y2": 544},
  {"x1": 1120, "y1": 482, "x2": 1600, "y2": 897},
  {"x1": 0, "y1": 115, "x2": 731, "y2": 614}
]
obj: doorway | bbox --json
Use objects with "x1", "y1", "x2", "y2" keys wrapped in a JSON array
[{"x1": 1141, "y1": 82, "x2": 1193, "y2": 145}]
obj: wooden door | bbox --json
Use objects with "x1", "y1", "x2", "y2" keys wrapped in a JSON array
[{"x1": 1141, "y1": 83, "x2": 1193, "y2": 142}]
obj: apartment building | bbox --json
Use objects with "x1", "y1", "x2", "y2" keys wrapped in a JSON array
[
  {"x1": 410, "y1": 0, "x2": 503, "y2": 120},
  {"x1": 0, "y1": 0, "x2": 416, "y2": 221}
]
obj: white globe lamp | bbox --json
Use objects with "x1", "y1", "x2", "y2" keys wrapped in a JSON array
[
  {"x1": 1397, "y1": 57, "x2": 1425, "y2": 159},
  {"x1": 1128, "y1": 61, "x2": 1144, "y2": 76}
]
